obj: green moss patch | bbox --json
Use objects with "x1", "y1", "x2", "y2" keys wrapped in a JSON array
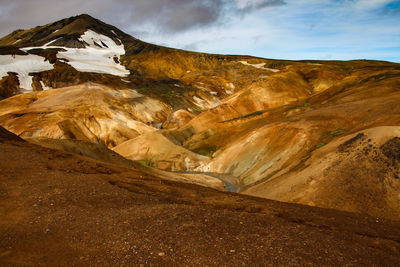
[
  {"x1": 330, "y1": 129, "x2": 346, "y2": 136},
  {"x1": 137, "y1": 160, "x2": 154, "y2": 167},
  {"x1": 312, "y1": 142, "x2": 326, "y2": 151}
]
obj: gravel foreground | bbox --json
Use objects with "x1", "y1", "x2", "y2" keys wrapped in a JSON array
[{"x1": 1, "y1": 138, "x2": 400, "y2": 266}]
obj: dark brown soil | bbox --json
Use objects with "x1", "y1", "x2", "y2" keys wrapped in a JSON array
[
  {"x1": 338, "y1": 133, "x2": 365, "y2": 152},
  {"x1": 381, "y1": 137, "x2": 400, "y2": 164},
  {"x1": 381, "y1": 137, "x2": 400, "y2": 179},
  {"x1": 0, "y1": 73, "x2": 20, "y2": 100},
  {"x1": 0, "y1": 126, "x2": 23, "y2": 141},
  {"x1": 1, "y1": 136, "x2": 400, "y2": 266}
]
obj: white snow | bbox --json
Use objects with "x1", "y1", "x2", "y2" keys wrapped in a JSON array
[
  {"x1": 226, "y1": 82, "x2": 235, "y2": 90},
  {"x1": 0, "y1": 54, "x2": 54, "y2": 91},
  {"x1": 20, "y1": 30, "x2": 130, "y2": 78},
  {"x1": 43, "y1": 37, "x2": 62, "y2": 46},
  {"x1": 195, "y1": 85, "x2": 207, "y2": 90},
  {"x1": 1, "y1": 30, "x2": 131, "y2": 94},
  {"x1": 238, "y1": 61, "x2": 280, "y2": 72},
  {"x1": 193, "y1": 95, "x2": 207, "y2": 108},
  {"x1": 53, "y1": 30, "x2": 129, "y2": 77},
  {"x1": 40, "y1": 81, "x2": 51, "y2": 90}
]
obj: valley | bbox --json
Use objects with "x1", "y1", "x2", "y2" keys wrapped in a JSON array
[{"x1": 0, "y1": 14, "x2": 399, "y2": 265}]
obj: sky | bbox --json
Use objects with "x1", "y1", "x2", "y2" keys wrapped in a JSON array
[{"x1": 0, "y1": 0, "x2": 399, "y2": 62}]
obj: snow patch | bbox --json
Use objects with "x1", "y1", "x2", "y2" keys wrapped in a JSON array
[
  {"x1": 226, "y1": 82, "x2": 235, "y2": 90},
  {"x1": 193, "y1": 95, "x2": 207, "y2": 107},
  {"x1": 79, "y1": 30, "x2": 113, "y2": 49},
  {"x1": 43, "y1": 37, "x2": 63, "y2": 47},
  {"x1": 56, "y1": 30, "x2": 129, "y2": 77},
  {"x1": 40, "y1": 81, "x2": 51, "y2": 90},
  {"x1": 225, "y1": 89, "x2": 234, "y2": 95},
  {"x1": 21, "y1": 30, "x2": 130, "y2": 77},
  {"x1": 224, "y1": 83, "x2": 235, "y2": 95},
  {"x1": 211, "y1": 103, "x2": 221, "y2": 108},
  {"x1": 195, "y1": 85, "x2": 207, "y2": 91},
  {"x1": 0, "y1": 54, "x2": 54, "y2": 91},
  {"x1": 238, "y1": 61, "x2": 279, "y2": 72}
]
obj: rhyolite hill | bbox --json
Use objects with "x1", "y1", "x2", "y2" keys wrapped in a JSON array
[{"x1": 0, "y1": 14, "x2": 399, "y2": 222}]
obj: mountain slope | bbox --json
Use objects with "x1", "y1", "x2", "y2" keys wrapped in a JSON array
[
  {"x1": 1, "y1": 135, "x2": 400, "y2": 265},
  {"x1": 244, "y1": 127, "x2": 400, "y2": 220},
  {"x1": 0, "y1": 83, "x2": 168, "y2": 147}
]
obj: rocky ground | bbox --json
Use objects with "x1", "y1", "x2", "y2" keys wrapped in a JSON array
[{"x1": 1, "y1": 133, "x2": 400, "y2": 266}]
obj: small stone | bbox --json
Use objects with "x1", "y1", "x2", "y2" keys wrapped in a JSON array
[
  {"x1": 230, "y1": 250, "x2": 235, "y2": 253},
  {"x1": 158, "y1": 252, "x2": 165, "y2": 256}
]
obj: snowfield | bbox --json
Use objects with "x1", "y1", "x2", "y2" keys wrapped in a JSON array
[
  {"x1": 238, "y1": 61, "x2": 279, "y2": 72},
  {"x1": 57, "y1": 30, "x2": 130, "y2": 77},
  {"x1": 0, "y1": 54, "x2": 54, "y2": 91},
  {"x1": 14, "y1": 30, "x2": 130, "y2": 84}
]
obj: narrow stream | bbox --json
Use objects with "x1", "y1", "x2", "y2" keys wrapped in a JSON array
[{"x1": 175, "y1": 171, "x2": 240, "y2": 193}]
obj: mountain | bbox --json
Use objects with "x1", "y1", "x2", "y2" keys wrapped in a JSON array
[{"x1": 0, "y1": 14, "x2": 399, "y2": 223}]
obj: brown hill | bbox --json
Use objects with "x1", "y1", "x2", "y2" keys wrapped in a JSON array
[
  {"x1": 244, "y1": 127, "x2": 400, "y2": 220},
  {"x1": 0, "y1": 83, "x2": 169, "y2": 148},
  {"x1": 25, "y1": 136, "x2": 224, "y2": 190},
  {"x1": 1, "y1": 136, "x2": 400, "y2": 266}
]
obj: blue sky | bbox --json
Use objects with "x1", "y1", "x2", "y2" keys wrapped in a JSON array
[
  {"x1": 1, "y1": 0, "x2": 399, "y2": 62},
  {"x1": 144, "y1": 0, "x2": 400, "y2": 62}
]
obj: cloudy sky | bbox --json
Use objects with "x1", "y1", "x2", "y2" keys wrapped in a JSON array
[{"x1": 1, "y1": 0, "x2": 399, "y2": 62}]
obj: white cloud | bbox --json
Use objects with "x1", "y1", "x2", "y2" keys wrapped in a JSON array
[
  {"x1": 353, "y1": 0, "x2": 393, "y2": 10},
  {"x1": 0, "y1": 0, "x2": 398, "y2": 62}
]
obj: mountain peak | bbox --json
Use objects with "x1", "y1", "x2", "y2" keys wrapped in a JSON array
[
  {"x1": 66, "y1": 13, "x2": 108, "y2": 30},
  {"x1": 75, "y1": 13, "x2": 96, "y2": 20},
  {"x1": 0, "y1": 14, "x2": 134, "y2": 49}
]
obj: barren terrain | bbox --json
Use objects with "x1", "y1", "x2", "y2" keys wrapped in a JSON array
[{"x1": 1, "y1": 132, "x2": 400, "y2": 266}]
